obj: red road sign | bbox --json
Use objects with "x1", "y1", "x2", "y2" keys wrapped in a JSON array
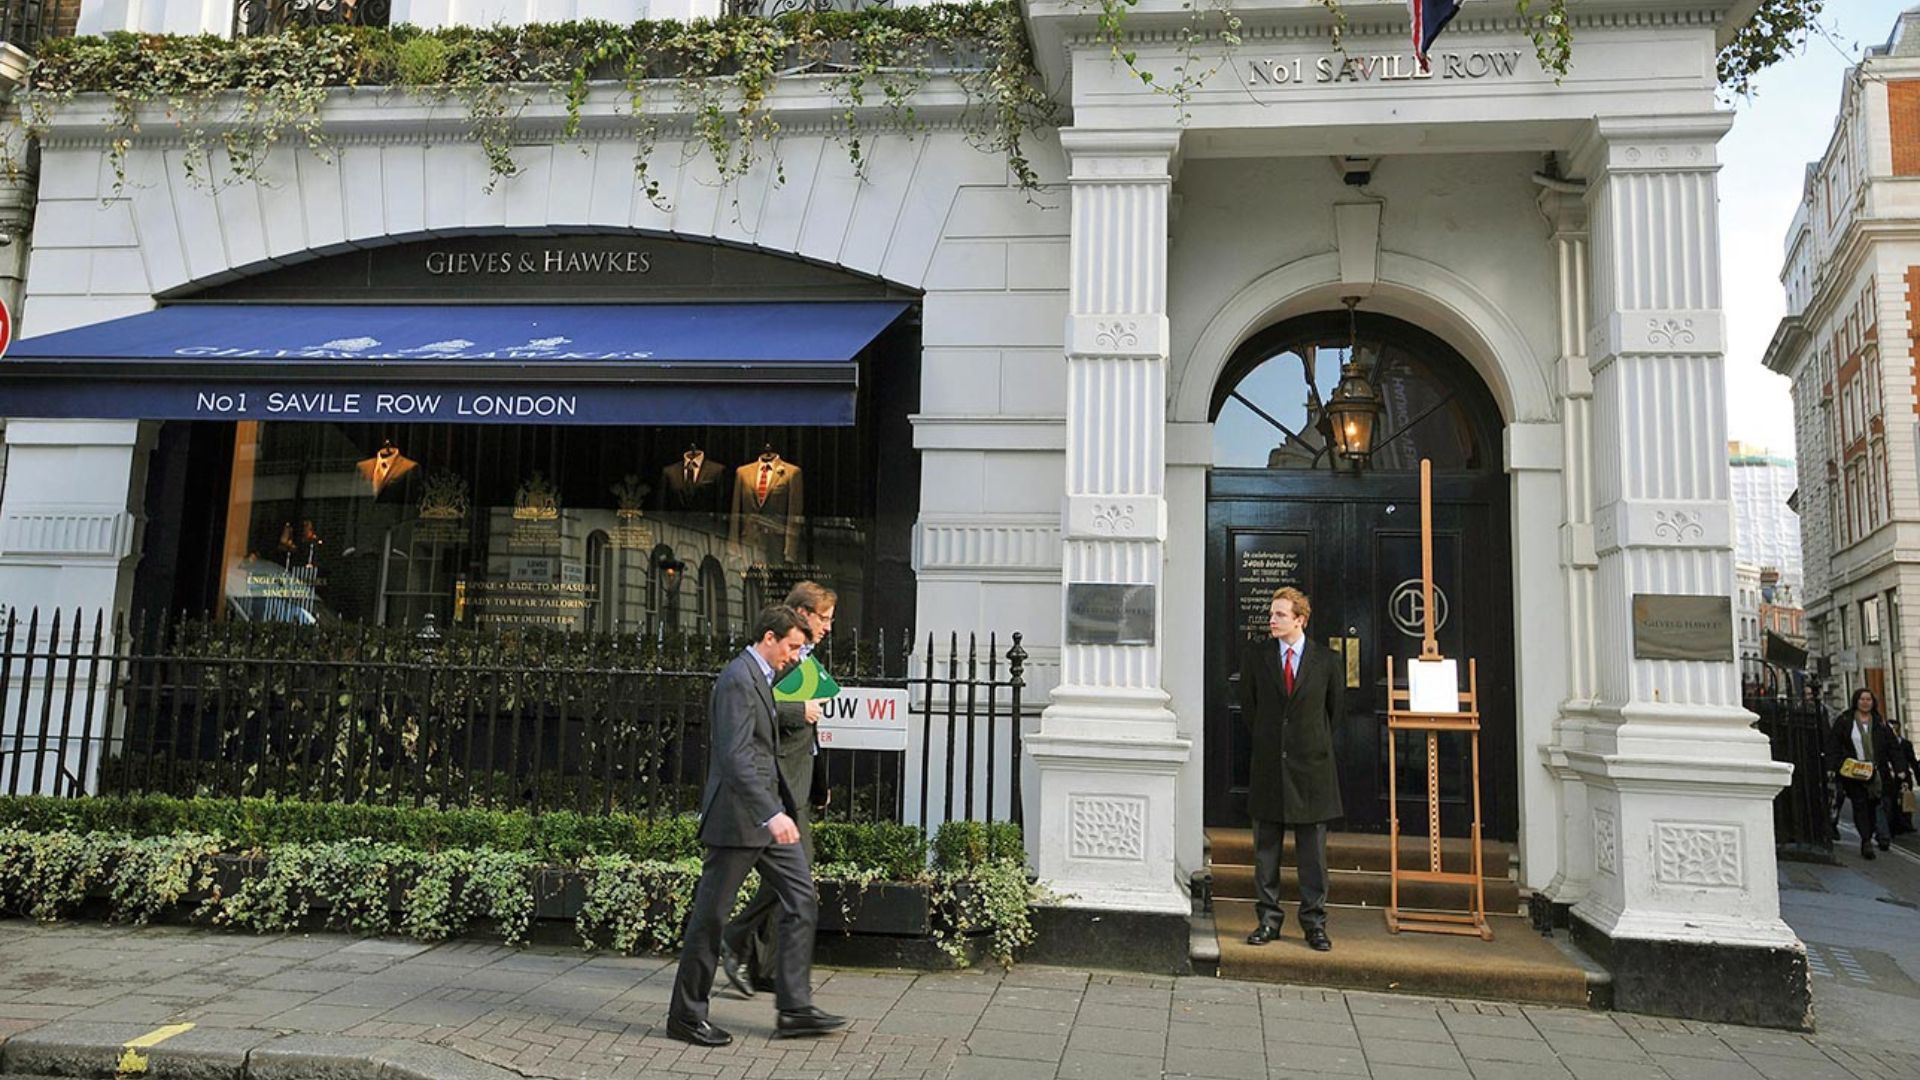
[{"x1": 0, "y1": 297, "x2": 11, "y2": 359}]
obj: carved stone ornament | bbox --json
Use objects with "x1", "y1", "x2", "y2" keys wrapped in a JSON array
[
  {"x1": 1067, "y1": 496, "x2": 1161, "y2": 541},
  {"x1": 1068, "y1": 795, "x2": 1147, "y2": 862},
  {"x1": 1651, "y1": 509, "x2": 1704, "y2": 542},
  {"x1": 1594, "y1": 807, "x2": 1618, "y2": 877},
  {"x1": 1094, "y1": 321, "x2": 1140, "y2": 351},
  {"x1": 1068, "y1": 313, "x2": 1168, "y2": 359},
  {"x1": 1646, "y1": 318, "x2": 1697, "y2": 348},
  {"x1": 1655, "y1": 823, "x2": 1743, "y2": 889},
  {"x1": 1089, "y1": 502, "x2": 1138, "y2": 535}
]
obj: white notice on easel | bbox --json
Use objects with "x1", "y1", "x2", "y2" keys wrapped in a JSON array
[{"x1": 1408, "y1": 658, "x2": 1460, "y2": 713}]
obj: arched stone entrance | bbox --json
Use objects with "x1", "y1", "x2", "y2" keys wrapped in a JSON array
[{"x1": 1201, "y1": 310, "x2": 1517, "y2": 839}]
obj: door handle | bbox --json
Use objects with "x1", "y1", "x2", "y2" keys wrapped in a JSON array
[{"x1": 1329, "y1": 636, "x2": 1362, "y2": 689}]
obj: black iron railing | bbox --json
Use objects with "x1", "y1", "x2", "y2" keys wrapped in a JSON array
[
  {"x1": 0, "y1": 608, "x2": 1026, "y2": 827},
  {"x1": 0, "y1": 0, "x2": 51, "y2": 50},
  {"x1": 725, "y1": 0, "x2": 891, "y2": 18},
  {"x1": 233, "y1": 0, "x2": 389, "y2": 38},
  {"x1": 1743, "y1": 658, "x2": 1834, "y2": 860}
]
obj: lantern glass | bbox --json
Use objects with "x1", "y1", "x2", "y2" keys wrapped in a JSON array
[{"x1": 1326, "y1": 364, "x2": 1381, "y2": 462}]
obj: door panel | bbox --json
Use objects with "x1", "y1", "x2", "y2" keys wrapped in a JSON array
[{"x1": 1204, "y1": 470, "x2": 1515, "y2": 839}]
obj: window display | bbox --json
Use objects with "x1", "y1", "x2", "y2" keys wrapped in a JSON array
[{"x1": 203, "y1": 420, "x2": 902, "y2": 636}]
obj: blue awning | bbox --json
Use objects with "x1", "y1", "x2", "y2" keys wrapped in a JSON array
[{"x1": 0, "y1": 301, "x2": 911, "y2": 425}]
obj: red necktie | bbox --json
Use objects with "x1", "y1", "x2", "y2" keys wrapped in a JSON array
[
  {"x1": 756, "y1": 462, "x2": 772, "y2": 504},
  {"x1": 1284, "y1": 647, "x2": 1296, "y2": 694}
]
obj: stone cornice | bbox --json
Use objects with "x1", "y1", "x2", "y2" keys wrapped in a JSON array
[
  {"x1": 1024, "y1": 0, "x2": 1742, "y2": 101},
  {"x1": 1800, "y1": 217, "x2": 1920, "y2": 331},
  {"x1": 32, "y1": 75, "x2": 982, "y2": 150},
  {"x1": 1760, "y1": 314, "x2": 1809, "y2": 378}
]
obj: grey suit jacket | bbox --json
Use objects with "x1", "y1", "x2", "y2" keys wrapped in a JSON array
[{"x1": 699, "y1": 650, "x2": 798, "y2": 847}]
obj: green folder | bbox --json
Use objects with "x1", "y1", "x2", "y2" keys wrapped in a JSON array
[{"x1": 773, "y1": 654, "x2": 841, "y2": 701}]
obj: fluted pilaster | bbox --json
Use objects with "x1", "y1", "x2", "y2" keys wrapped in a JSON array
[
  {"x1": 1564, "y1": 115, "x2": 1795, "y2": 955},
  {"x1": 1027, "y1": 129, "x2": 1191, "y2": 914}
]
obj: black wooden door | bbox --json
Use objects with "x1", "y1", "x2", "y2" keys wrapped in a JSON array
[{"x1": 1204, "y1": 469, "x2": 1516, "y2": 839}]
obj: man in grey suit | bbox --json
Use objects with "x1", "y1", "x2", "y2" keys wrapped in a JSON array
[
  {"x1": 722, "y1": 581, "x2": 836, "y2": 996},
  {"x1": 666, "y1": 605, "x2": 847, "y2": 1046}
]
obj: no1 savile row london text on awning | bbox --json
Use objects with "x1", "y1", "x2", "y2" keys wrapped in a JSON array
[{"x1": 194, "y1": 391, "x2": 579, "y2": 418}]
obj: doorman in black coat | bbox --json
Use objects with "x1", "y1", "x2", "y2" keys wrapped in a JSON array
[{"x1": 1238, "y1": 586, "x2": 1344, "y2": 952}]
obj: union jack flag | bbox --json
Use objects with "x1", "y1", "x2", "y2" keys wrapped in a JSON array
[{"x1": 1410, "y1": 0, "x2": 1463, "y2": 73}]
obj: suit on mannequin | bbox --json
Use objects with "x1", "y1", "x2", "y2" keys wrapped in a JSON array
[
  {"x1": 659, "y1": 451, "x2": 729, "y2": 518},
  {"x1": 731, "y1": 454, "x2": 804, "y2": 563}
]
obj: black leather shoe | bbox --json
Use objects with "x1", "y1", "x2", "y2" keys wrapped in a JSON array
[
  {"x1": 1245, "y1": 923, "x2": 1281, "y2": 946},
  {"x1": 720, "y1": 942, "x2": 753, "y2": 998},
  {"x1": 1305, "y1": 928, "x2": 1332, "y2": 952},
  {"x1": 1863, "y1": 843, "x2": 1878, "y2": 860},
  {"x1": 776, "y1": 1006, "x2": 848, "y2": 1038},
  {"x1": 1879, "y1": 841, "x2": 1891, "y2": 851},
  {"x1": 666, "y1": 1017, "x2": 733, "y2": 1047},
  {"x1": 752, "y1": 975, "x2": 779, "y2": 995}
]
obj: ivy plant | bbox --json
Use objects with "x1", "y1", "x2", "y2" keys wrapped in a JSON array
[
  {"x1": 15, "y1": 3, "x2": 1056, "y2": 200},
  {"x1": 0, "y1": 801, "x2": 1039, "y2": 968}
]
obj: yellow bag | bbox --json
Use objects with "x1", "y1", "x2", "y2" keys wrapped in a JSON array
[
  {"x1": 1904, "y1": 788, "x2": 1916, "y2": 814},
  {"x1": 1840, "y1": 758, "x2": 1875, "y2": 782}
]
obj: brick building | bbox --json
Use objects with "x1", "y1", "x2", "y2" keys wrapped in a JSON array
[{"x1": 1766, "y1": 7, "x2": 1920, "y2": 730}]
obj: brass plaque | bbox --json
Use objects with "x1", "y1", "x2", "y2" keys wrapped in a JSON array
[
  {"x1": 1066, "y1": 583, "x2": 1156, "y2": 646},
  {"x1": 1329, "y1": 637, "x2": 1361, "y2": 688},
  {"x1": 1632, "y1": 594, "x2": 1734, "y2": 662}
]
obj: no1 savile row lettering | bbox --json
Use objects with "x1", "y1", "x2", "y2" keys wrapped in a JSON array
[{"x1": 194, "y1": 392, "x2": 580, "y2": 417}]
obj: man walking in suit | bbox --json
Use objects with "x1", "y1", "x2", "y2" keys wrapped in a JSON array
[
  {"x1": 1239, "y1": 587, "x2": 1343, "y2": 952},
  {"x1": 721, "y1": 581, "x2": 837, "y2": 996},
  {"x1": 667, "y1": 605, "x2": 846, "y2": 1046}
]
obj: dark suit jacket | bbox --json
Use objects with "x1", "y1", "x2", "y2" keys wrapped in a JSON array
[
  {"x1": 1830, "y1": 713, "x2": 1897, "y2": 799},
  {"x1": 658, "y1": 458, "x2": 728, "y2": 515},
  {"x1": 1239, "y1": 638, "x2": 1344, "y2": 824},
  {"x1": 699, "y1": 650, "x2": 797, "y2": 847},
  {"x1": 772, "y1": 692, "x2": 817, "y2": 855}
]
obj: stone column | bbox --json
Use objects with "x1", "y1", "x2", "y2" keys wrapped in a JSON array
[
  {"x1": 0, "y1": 419, "x2": 152, "y2": 794},
  {"x1": 1568, "y1": 116, "x2": 1806, "y2": 1029},
  {"x1": 1534, "y1": 178, "x2": 1598, "y2": 921},
  {"x1": 1025, "y1": 129, "x2": 1192, "y2": 916}
]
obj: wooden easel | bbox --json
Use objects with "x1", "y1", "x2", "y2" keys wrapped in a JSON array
[{"x1": 1383, "y1": 459, "x2": 1492, "y2": 941}]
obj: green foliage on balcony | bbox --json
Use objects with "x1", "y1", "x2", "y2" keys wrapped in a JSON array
[{"x1": 16, "y1": 2, "x2": 1055, "y2": 197}]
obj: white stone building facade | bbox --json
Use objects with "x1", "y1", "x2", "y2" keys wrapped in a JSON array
[
  {"x1": 0, "y1": 0, "x2": 1808, "y2": 1025},
  {"x1": 1766, "y1": 8, "x2": 1920, "y2": 731}
]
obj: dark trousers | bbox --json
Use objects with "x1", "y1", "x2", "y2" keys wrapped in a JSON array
[
  {"x1": 724, "y1": 817, "x2": 812, "y2": 979},
  {"x1": 1840, "y1": 780, "x2": 1890, "y2": 848},
  {"x1": 1251, "y1": 819, "x2": 1328, "y2": 933},
  {"x1": 670, "y1": 839, "x2": 817, "y2": 1023}
]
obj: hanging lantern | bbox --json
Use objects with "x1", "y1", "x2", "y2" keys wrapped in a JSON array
[{"x1": 1325, "y1": 297, "x2": 1383, "y2": 465}]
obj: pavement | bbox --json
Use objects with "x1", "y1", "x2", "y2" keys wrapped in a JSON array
[{"x1": 0, "y1": 839, "x2": 1918, "y2": 1080}]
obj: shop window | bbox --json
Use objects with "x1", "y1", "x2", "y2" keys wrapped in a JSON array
[
  {"x1": 1864, "y1": 596, "x2": 1882, "y2": 645},
  {"x1": 699, "y1": 555, "x2": 729, "y2": 636},
  {"x1": 197, "y1": 420, "x2": 907, "y2": 635}
]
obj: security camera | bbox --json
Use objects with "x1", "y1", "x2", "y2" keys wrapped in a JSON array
[{"x1": 1334, "y1": 156, "x2": 1378, "y2": 187}]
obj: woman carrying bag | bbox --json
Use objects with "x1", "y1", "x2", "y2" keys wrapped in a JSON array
[{"x1": 1831, "y1": 688, "x2": 1896, "y2": 858}]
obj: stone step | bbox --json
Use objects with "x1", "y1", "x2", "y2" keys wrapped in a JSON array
[
  {"x1": 1209, "y1": 862, "x2": 1522, "y2": 914},
  {"x1": 1207, "y1": 827, "x2": 1516, "y2": 876},
  {"x1": 1209, "y1": 898, "x2": 1605, "y2": 1008}
]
